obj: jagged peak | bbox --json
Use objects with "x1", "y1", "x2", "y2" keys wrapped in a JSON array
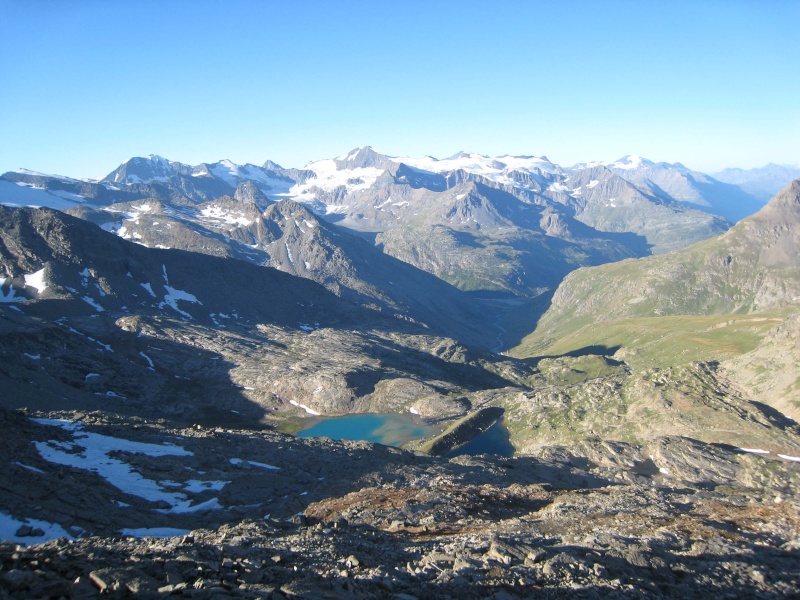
[
  {"x1": 333, "y1": 146, "x2": 395, "y2": 170},
  {"x1": 262, "y1": 159, "x2": 284, "y2": 171}
]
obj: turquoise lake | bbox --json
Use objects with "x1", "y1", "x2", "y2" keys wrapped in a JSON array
[
  {"x1": 296, "y1": 413, "x2": 515, "y2": 457},
  {"x1": 296, "y1": 413, "x2": 435, "y2": 447}
]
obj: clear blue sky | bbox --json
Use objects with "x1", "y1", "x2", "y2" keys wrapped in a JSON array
[{"x1": 1, "y1": 0, "x2": 798, "y2": 179}]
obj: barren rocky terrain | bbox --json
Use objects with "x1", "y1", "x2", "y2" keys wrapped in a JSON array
[{"x1": 2, "y1": 408, "x2": 799, "y2": 599}]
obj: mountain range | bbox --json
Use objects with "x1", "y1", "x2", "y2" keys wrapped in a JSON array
[
  {"x1": 3, "y1": 149, "x2": 800, "y2": 597},
  {"x1": 4, "y1": 148, "x2": 789, "y2": 348},
  {"x1": 2, "y1": 148, "x2": 800, "y2": 445}
]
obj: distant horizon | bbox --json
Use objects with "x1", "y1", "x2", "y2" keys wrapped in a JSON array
[
  {"x1": 2, "y1": 1, "x2": 798, "y2": 180},
  {"x1": 6, "y1": 147, "x2": 799, "y2": 183}
]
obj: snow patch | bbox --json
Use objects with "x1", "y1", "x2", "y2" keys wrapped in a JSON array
[
  {"x1": 14, "y1": 462, "x2": 45, "y2": 474},
  {"x1": 0, "y1": 180, "x2": 88, "y2": 211},
  {"x1": 161, "y1": 285, "x2": 201, "y2": 318},
  {"x1": 230, "y1": 458, "x2": 280, "y2": 470},
  {"x1": 289, "y1": 400, "x2": 320, "y2": 416},
  {"x1": 32, "y1": 419, "x2": 225, "y2": 514},
  {"x1": 139, "y1": 351, "x2": 154, "y2": 368},
  {"x1": 0, "y1": 512, "x2": 74, "y2": 544},
  {"x1": 24, "y1": 268, "x2": 47, "y2": 295},
  {"x1": 199, "y1": 205, "x2": 253, "y2": 227},
  {"x1": 82, "y1": 296, "x2": 104, "y2": 312},
  {"x1": 0, "y1": 277, "x2": 23, "y2": 303}
]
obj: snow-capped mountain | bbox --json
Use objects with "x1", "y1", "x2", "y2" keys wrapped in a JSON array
[
  {"x1": 103, "y1": 154, "x2": 193, "y2": 184},
  {"x1": 0, "y1": 146, "x2": 770, "y2": 330}
]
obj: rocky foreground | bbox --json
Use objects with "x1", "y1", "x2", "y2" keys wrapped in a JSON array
[{"x1": 1, "y1": 408, "x2": 799, "y2": 599}]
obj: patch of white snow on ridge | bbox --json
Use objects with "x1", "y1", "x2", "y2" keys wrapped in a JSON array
[
  {"x1": 209, "y1": 160, "x2": 242, "y2": 186},
  {"x1": 586, "y1": 179, "x2": 600, "y2": 189},
  {"x1": 82, "y1": 296, "x2": 104, "y2": 312},
  {"x1": 0, "y1": 512, "x2": 74, "y2": 544},
  {"x1": 778, "y1": 454, "x2": 800, "y2": 462},
  {"x1": 161, "y1": 286, "x2": 201, "y2": 318},
  {"x1": 609, "y1": 155, "x2": 651, "y2": 170},
  {"x1": 14, "y1": 462, "x2": 45, "y2": 474},
  {"x1": 140, "y1": 282, "x2": 156, "y2": 297},
  {"x1": 547, "y1": 182, "x2": 570, "y2": 193},
  {"x1": 398, "y1": 153, "x2": 560, "y2": 190},
  {"x1": 0, "y1": 277, "x2": 23, "y2": 303},
  {"x1": 230, "y1": 458, "x2": 280, "y2": 470},
  {"x1": 32, "y1": 418, "x2": 225, "y2": 513},
  {"x1": 738, "y1": 448, "x2": 770, "y2": 454},
  {"x1": 278, "y1": 158, "x2": 384, "y2": 203},
  {"x1": 139, "y1": 351, "x2": 154, "y2": 368},
  {"x1": 199, "y1": 205, "x2": 253, "y2": 227},
  {"x1": 0, "y1": 180, "x2": 89, "y2": 211},
  {"x1": 24, "y1": 268, "x2": 48, "y2": 295},
  {"x1": 289, "y1": 400, "x2": 320, "y2": 416}
]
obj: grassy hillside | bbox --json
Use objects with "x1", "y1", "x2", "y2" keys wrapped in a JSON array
[
  {"x1": 514, "y1": 180, "x2": 800, "y2": 357},
  {"x1": 500, "y1": 181, "x2": 800, "y2": 449}
]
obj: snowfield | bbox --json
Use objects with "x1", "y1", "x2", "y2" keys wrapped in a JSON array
[{"x1": 31, "y1": 419, "x2": 228, "y2": 514}]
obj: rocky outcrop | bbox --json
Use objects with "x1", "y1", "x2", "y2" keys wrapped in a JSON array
[{"x1": 415, "y1": 407, "x2": 505, "y2": 455}]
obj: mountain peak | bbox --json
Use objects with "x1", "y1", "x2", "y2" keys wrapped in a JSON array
[
  {"x1": 262, "y1": 159, "x2": 284, "y2": 171},
  {"x1": 334, "y1": 146, "x2": 394, "y2": 170},
  {"x1": 105, "y1": 154, "x2": 186, "y2": 184},
  {"x1": 758, "y1": 178, "x2": 800, "y2": 219},
  {"x1": 610, "y1": 155, "x2": 654, "y2": 170}
]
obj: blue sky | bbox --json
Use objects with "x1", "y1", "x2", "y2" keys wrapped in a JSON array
[{"x1": 1, "y1": 0, "x2": 798, "y2": 179}]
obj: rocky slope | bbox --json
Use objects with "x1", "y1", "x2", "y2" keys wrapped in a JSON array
[
  {"x1": 0, "y1": 206, "x2": 523, "y2": 424},
  {"x1": 67, "y1": 196, "x2": 493, "y2": 348},
  {"x1": 1, "y1": 407, "x2": 799, "y2": 599}
]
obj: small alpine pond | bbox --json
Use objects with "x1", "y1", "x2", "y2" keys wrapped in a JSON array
[{"x1": 296, "y1": 413, "x2": 514, "y2": 457}]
